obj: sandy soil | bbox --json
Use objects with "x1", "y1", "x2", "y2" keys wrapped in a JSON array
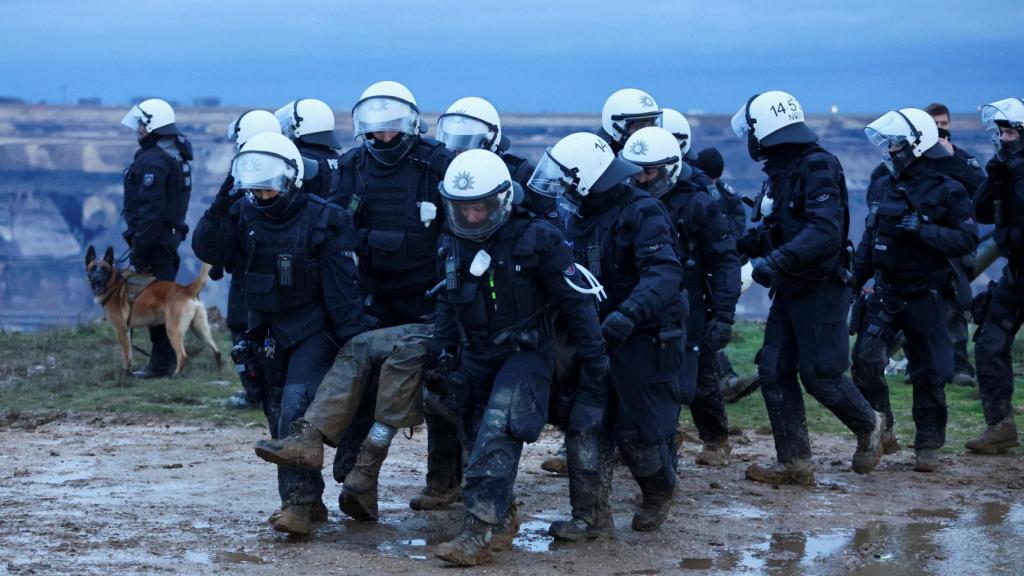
[{"x1": 1, "y1": 414, "x2": 1023, "y2": 576}]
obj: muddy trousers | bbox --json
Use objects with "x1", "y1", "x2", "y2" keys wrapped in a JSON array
[
  {"x1": 852, "y1": 288, "x2": 952, "y2": 451},
  {"x1": 260, "y1": 330, "x2": 339, "y2": 506},
  {"x1": 758, "y1": 280, "x2": 876, "y2": 463},
  {"x1": 131, "y1": 245, "x2": 180, "y2": 372},
  {"x1": 687, "y1": 314, "x2": 729, "y2": 445},
  {"x1": 974, "y1": 274, "x2": 1024, "y2": 425},
  {"x1": 459, "y1": 345, "x2": 554, "y2": 526}
]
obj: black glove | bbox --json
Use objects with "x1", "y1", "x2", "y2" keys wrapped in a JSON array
[
  {"x1": 209, "y1": 265, "x2": 224, "y2": 281},
  {"x1": 601, "y1": 311, "x2": 636, "y2": 347},
  {"x1": 703, "y1": 317, "x2": 733, "y2": 351},
  {"x1": 423, "y1": 348, "x2": 455, "y2": 395},
  {"x1": 210, "y1": 176, "x2": 242, "y2": 216},
  {"x1": 896, "y1": 213, "x2": 922, "y2": 237},
  {"x1": 751, "y1": 258, "x2": 778, "y2": 288}
]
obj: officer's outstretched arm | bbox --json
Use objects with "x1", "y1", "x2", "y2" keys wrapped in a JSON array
[
  {"x1": 620, "y1": 200, "x2": 683, "y2": 324},
  {"x1": 917, "y1": 182, "x2": 979, "y2": 258},
  {"x1": 770, "y1": 173, "x2": 844, "y2": 272},
  {"x1": 192, "y1": 200, "x2": 240, "y2": 267},
  {"x1": 129, "y1": 165, "x2": 170, "y2": 258},
  {"x1": 320, "y1": 210, "x2": 372, "y2": 345}
]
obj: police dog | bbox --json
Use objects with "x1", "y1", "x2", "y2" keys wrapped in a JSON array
[{"x1": 85, "y1": 246, "x2": 222, "y2": 376}]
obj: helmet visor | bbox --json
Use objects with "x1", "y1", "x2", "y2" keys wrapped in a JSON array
[
  {"x1": 121, "y1": 106, "x2": 145, "y2": 130},
  {"x1": 437, "y1": 114, "x2": 495, "y2": 152},
  {"x1": 630, "y1": 165, "x2": 677, "y2": 199},
  {"x1": 353, "y1": 97, "x2": 418, "y2": 138},
  {"x1": 231, "y1": 151, "x2": 297, "y2": 193},
  {"x1": 527, "y1": 151, "x2": 575, "y2": 199},
  {"x1": 274, "y1": 103, "x2": 296, "y2": 138},
  {"x1": 865, "y1": 111, "x2": 914, "y2": 148},
  {"x1": 730, "y1": 105, "x2": 750, "y2": 138},
  {"x1": 443, "y1": 190, "x2": 512, "y2": 242},
  {"x1": 980, "y1": 99, "x2": 1024, "y2": 131}
]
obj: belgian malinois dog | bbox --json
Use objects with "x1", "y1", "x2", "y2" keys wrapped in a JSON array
[{"x1": 85, "y1": 246, "x2": 222, "y2": 376}]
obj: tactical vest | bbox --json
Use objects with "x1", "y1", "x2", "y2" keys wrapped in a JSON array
[
  {"x1": 866, "y1": 172, "x2": 955, "y2": 289},
  {"x1": 155, "y1": 138, "x2": 192, "y2": 226},
  {"x1": 342, "y1": 139, "x2": 449, "y2": 292},
  {"x1": 241, "y1": 196, "x2": 329, "y2": 314},
  {"x1": 439, "y1": 216, "x2": 551, "y2": 341},
  {"x1": 661, "y1": 182, "x2": 708, "y2": 294}
]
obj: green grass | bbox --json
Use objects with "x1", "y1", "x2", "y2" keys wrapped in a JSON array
[
  {"x1": 1, "y1": 321, "x2": 1021, "y2": 450},
  {"x1": 722, "y1": 320, "x2": 1024, "y2": 452},
  {"x1": 0, "y1": 322, "x2": 264, "y2": 426}
]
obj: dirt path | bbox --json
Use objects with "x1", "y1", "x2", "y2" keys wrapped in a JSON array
[{"x1": 1, "y1": 417, "x2": 1023, "y2": 575}]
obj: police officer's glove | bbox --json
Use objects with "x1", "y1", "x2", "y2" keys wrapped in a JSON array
[
  {"x1": 210, "y1": 176, "x2": 242, "y2": 216},
  {"x1": 577, "y1": 355, "x2": 611, "y2": 407},
  {"x1": 423, "y1": 348, "x2": 455, "y2": 396},
  {"x1": 703, "y1": 317, "x2": 733, "y2": 351},
  {"x1": 601, "y1": 311, "x2": 636, "y2": 348},
  {"x1": 209, "y1": 265, "x2": 224, "y2": 281},
  {"x1": 751, "y1": 258, "x2": 779, "y2": 288},
  {"x1": 896, "y1": 213, "x2": 922, "y2": 237}
]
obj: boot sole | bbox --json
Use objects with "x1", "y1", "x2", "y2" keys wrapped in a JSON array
[
  {"x1": 435, "y1": 549, "x2": 492, "y2": 566},
  {"x1": 254, "y1": 445, "x2": 322, "y2": 470},
  {"x1": 965, "y1": 442, "x2": 1019, "y2": 455},
  {"x1": 339, "y1": 491, "x2": 379, "y2": 522}
]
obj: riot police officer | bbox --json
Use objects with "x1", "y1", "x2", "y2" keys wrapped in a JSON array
[
  {"x1": 732, "y1": 91, "x2": 883, "y2": 485},
  {"x1": 851, "y1": 107, "x2": 978, "y2": 473},
  {"x1": 598, "y1": 88, "x2": 662, "y2": 154},
  {"x1": 437, "y1": 96, "x2": 557, "y2": 220},
  {"x1": 966, "y1": 97, "x2": 1024, "y2": 454},
  {"x1": 430, "y1": 150, "x2": 608, "y2": 566},
  {"x1": 217, "y1": 110, "x2": 283, "y2": 408},
  {"x1": 621, "y1": 127, "x2": 741, "y2": 467},
  {"x1": 531, "y1": 133, "x2": 686, "y2": 539},
  {"x1": 120, "y1": 98, "x2": 193, "y2": 378},
  {"x1": 192, "y1": 132, "x2": 368, "y2": 535},
  {"x1": 275, "y1": 98, "x2": 343, "y2": 199}
]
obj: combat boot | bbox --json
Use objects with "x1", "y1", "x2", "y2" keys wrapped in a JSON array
[
  {"x1": 721, "y1": 375, "x2": 760, "y2": 404},
  {"x1": 852, "y1": 411, "x2": 884, "y2": 474},
  {"x1": 268, "y1": 503, "x2": 314, "y2": 536},
  {"x1": 881, "y1": 427, "x2": 901, "y2": 454},
  {"x1": 311, "y1": 499, "x2": 329, "y2": 523},
  {"x1": 434, "y1": 515, "x2": 494, "y2": 566},
  {"x1": 951, "y1": 372, "x2": 978, "y2": 388},
  {"x1": 254, "y1": 420, "x2": 324, "y2": 470},
  {"x1": 695, "y1": 440, "x2": 731, "y2": 467},
  {"x1": 745, "y1": 460, "x2": 815, "y2": 486},
  {"x1": 631, "y1": 474, "x2": 674, "y2": 532},
  {"x1": 965, "y1": 418, "x2": 1020, "y2": 454},
  {"x1": 339, "y1": 441, "x2": 390, "y2": 521},
  {"x1": 409, "y1": 486, "x2": 461, "y2": 510},
  {"x1": 541, "y1": 456, "x2": 569, "y2": 475},
  {"x1": 914, "y1": 449, "x2": 939, "y2": 472},
  {"x1": 490, "y1": 502, "x2": 521, "y2": 552}
]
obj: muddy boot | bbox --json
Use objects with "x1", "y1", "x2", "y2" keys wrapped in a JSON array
[
  {"x1": 490, "y1": 502, "x2": 521, "y2": 552},
  {"x1": 722, "y1": 375, "x2": 760, "y2": 404},
  {"x1": 913, "y1": 449, "x2": 939, "y2": 472},
  {"x1": 254, "y1": 420, "x2": 325, "y2": 470},
  {"x1": 745, "y1": 460, "x2": 815, "y2": 486},
  {"x1": 631, "y1": 474, "x2": 674, "y2": 532},
  {"x1": 409, "y1": 486, "x2": 461, "y2": 511},
  {"x1": 268, "y1": 503, "x2": 313, "y2": 536},
  {"x1": 852, "y1": 411, "x2": 884, "y2": 474},
  {"x1": 311, "y1": 500, "x2": 328, "y2": 524},
  {"x1": 951, "y1": 372, "x2": 978, "y2": 388},
  {"x1": 339, "y1": 441, "x2": 390, "y2": 521},
  {"x1": 965, "y1": 418, "x2": 1019, "y2": 454},
  {"x1": 695, "y1": 440, "x2": 731, "y2": 467},
  {"x1": 541, "y1": 456, "x2": 569, "y2": 475},
  {"x1": 881, "y1": 427, "x2": 901, "y2": 454},
  {"x1": 435, "y1": 515, "x2": 494, "y2": 566}
]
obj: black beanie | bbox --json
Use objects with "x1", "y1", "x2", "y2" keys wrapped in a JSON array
[{"x1": 695, "y1": 147, "x2": 724, "y2": 179}]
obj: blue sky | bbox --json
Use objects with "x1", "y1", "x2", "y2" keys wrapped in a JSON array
[{"x1": 2, "y1": 0, "x2": 1020, "y2": 114}]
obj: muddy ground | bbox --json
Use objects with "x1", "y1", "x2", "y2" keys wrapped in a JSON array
[{"x1": 1, "y1": 414, "x2": 1023, "y2": 576}]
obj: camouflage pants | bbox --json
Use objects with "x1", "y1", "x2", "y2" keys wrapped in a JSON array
[{"x1": 304, "y1": 323, "x2": 431, "y2": 445}]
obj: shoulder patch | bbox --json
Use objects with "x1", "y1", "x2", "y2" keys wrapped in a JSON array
[
  {"x1": 968, "y1": 158, "x2": 980, "y2": 169},
  {"x1": 814, "y1": 192, "x2": 831, "y2": 202},
  {"x1": 143, "y1": 173, "x2": 155, "y2": 187}
]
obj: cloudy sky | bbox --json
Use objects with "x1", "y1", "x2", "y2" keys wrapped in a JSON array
[{"x1": 2, "y1": 0, "x2": 1020, "y2": 114}]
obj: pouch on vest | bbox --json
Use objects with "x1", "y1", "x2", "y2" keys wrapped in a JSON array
[
  {"x1": 366, "y1": 230, "x2": 407, "y2": 272},
  {"x1": 244, "y1": 272, "x2": 281, "y2": 313}
]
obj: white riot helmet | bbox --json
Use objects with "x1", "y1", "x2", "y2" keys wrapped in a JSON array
[
  {"x1": 274, "y1": 99, "x2": 341, "y2": 148},
  {"x1": 865, "y1": 108, "x2": 944, "y2": 176},
  {"x1": 621, "y1": 127, "x2": 691, "y2": 199},
  {"x1": 661, "y1": 108, "x2": 692, "y2": 155},
  {"x1": 439, "y1": 149, "x2": 514, "y2": 242},
  {"x1": 121, "y1": 98, "x2": 179, "y2": 136},
  {"x1": 731, "y1": 90, "x2": 817, "y2": 160},
  {"x1": 980, "y1": 97, "x2": 1024, "y2": 157},
  {"x1": 352, "y1": 81, "x2": 423, "y2": 165},
  {"x1": 232, "y1": 132, "x2": 318, "y2": 219},
  {"x1": 437, "y1": 97, "x2": 503, "y2": 153},
  {"x1": 227, "y1": 110, "x2": 281, "y2": 151},
  {"x1": 528, "y1": 132, "x2": 641, "y2": 217},
  {"x1": 601, "y1": 88, "x2": 662, "y2": 147}
]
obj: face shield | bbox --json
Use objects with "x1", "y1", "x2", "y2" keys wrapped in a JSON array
[
  {"x1": 121, "y1": 105, "x2": 147, "y2": 131},
  {"x1": 630, "y1": 164, "x2": 679, "y2": 199},
  {"x1": 353, "y1": 97, "x2": 419, "y2": 139},
  {"x1": 441, "y1": 185, "x2": 513, "y2": 242},
  {"x1": 527, "y1": 151, "x2": 586, "y2": 217},
  {"x1": 865, "y1": 111, "x2": 920, "y2": 176},
  {"x1": 231, "y1": 151, "x2": 298, "y2": 195},
  {"x1": 437, "y1": 114, "x2": 497, "y2": 152},
  {"x1": 612, "y1": 112, "x2": 662, "y2": 141},
  {"x1": 730, "y1": 105, "x2": 751, "y2": 138}
]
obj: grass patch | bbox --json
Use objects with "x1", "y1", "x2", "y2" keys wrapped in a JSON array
[{"x1": 723, "y1": 320, "x2": 1024, "y2": 452}]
